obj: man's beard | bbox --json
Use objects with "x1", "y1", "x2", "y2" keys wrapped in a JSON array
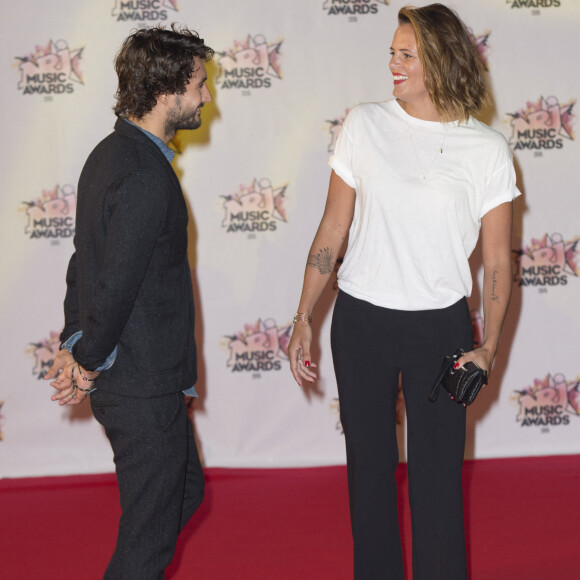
[{"x1": 164, "y1": 98, "x2": 201, "y2": 136}]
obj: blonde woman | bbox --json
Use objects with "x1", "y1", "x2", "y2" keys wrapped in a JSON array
[{"x1": 288, "y1": 4, "x2": 520, "y2": 578}]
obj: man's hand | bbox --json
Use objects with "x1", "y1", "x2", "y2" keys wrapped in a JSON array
[
  {"x1": 44, "y1": 350, "x2": 96, "y2": 406},
  {"x1": 44, "y1": 349, "x2": 74, "y2": 386}
]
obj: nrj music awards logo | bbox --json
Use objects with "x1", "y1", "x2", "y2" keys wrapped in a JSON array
[
  {"x1": 507, "y1": 96, "x2": 575, "y2": 151},
  {"x1": 216, "y1": 34, "x2": 282, "y2": 90},
  {"x1": 21, "y1": 184, "x2": 76, "y2": 240},
  {"x1": 27, "y1": 332, "x2": 61, "y2": 380},
  {"x1": 16, "y1": 40, "x2": 84, "y2": 95},
  {"x1": 323, "y1": 0, "x2": 389, "y2": 16},
  {"x1": 513, "y1": 374, "x2": 580, "y2": 428},
  {"x1": 513, "y1": 233, "x2": 579, "y2": 288},
  {"x1": 224, "y1": 319, "x2": 292, "y2": 373},
  {"x1": 473, "y1": 31, "x2": 491, "y2": 71},
  {"x1": 221, "y1": 178, "x2": 287, "y2": 234},
  {"x1": 326, "y1": 110, "x2": 349, "y2": 153},
  {"x1": 506, "y1": 0, "x2": 561, "y2": 9},
  {"x1": 111, "y1": 0, "x2": 178, "y2": 22}
]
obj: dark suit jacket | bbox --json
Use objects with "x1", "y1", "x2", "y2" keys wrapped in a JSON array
[{"x1": 61, "y1": 119, "x2": 197, "y2": 397}]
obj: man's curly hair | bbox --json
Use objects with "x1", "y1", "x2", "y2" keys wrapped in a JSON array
[{"x1": 114, "y1": 24, "x2": 214, "y2": 120}]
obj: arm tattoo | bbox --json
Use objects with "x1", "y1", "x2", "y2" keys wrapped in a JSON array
[
  {"x1": 491, "y1": 269, "x2": 500, "y2": 303},
  {"x1": 307, "y1": 247, "x2": 335, "y2": 275}
]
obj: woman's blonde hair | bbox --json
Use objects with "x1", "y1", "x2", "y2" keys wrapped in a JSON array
[{"x1": 398, "y1": 3, "x2": 487, "y2": 123}]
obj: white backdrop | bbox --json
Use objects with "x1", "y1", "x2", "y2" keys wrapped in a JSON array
[{"x1": 1, "y1": 0, "x2": 579, "y2": 478}]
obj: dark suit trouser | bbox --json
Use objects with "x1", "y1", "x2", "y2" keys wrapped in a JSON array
[
  {"x1": 331, "y1": 291, "x2": 471, "y2": 580},
  {"x1": 91, "y1": 390, "x2": 204, "y2": 580}
]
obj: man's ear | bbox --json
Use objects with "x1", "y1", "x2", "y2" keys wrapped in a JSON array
[{"x1": 158, "y1": 93, "x2": 178, "y2": 111}]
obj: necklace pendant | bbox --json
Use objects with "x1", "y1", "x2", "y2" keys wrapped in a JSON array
[{"x1": 408, "y1": 123, "x2": 448, "y2": 182}]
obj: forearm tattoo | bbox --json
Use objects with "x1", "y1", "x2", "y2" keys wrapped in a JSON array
[
  {"x1": 491, "y1": 269, "x2": 500, "y2": 303},
  {"x1": 307, "y1": 247, "x2": 335, "y2": 275}
]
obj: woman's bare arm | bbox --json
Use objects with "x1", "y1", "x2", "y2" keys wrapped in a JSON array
[
  {"x1": 459, "y1": 201, "x2": 514, "y2": 374},
  {"x1": 288, "y1": 171, "x2": 355, "y2": 385}
]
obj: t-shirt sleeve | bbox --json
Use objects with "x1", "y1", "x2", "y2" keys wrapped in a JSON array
[
  {"x1": 480, "y1": 138, "x2": 522, "y2": 218},
  {"x1": 329, "y1": 112, "x2": 356, "y2": 188}
]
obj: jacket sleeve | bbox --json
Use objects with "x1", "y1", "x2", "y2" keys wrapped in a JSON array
[
  {"x1": 72, "y1": 169, "x2": 169, "y2": 371},
  {"x1": 59, "y1": 251, "x2": 81, "y2": 345}
]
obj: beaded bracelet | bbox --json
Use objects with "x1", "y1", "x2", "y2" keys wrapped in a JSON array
[
  {"x1": 77, "y1": 363, "x2": 96, "y2": 383},
  {"x1": 73, "y1": 364, "x2": 93, "y2": 393}
]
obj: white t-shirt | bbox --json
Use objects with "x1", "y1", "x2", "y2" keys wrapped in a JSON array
[{"x1": 329, "y1": 99, "x2": 521, "y2": 311}]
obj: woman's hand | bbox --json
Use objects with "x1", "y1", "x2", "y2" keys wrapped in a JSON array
[
  {"x1": 455, "y1": 346, "x2": 495, "y2": 375},
  {"x1": 453, "y1": 347, "x2": 495, "y2": 406},
  {"x1": 288, "y1": 321, "x2": 318, "y2": 386}
]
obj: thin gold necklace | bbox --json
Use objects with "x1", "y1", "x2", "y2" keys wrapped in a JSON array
[{"x1": 408, "y1": 124, "x2": 448, "y2": 180}]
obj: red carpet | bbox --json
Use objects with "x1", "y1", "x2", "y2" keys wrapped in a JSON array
[{"x1": 1, "y1": 456, "x2": 579, "y2": 579}]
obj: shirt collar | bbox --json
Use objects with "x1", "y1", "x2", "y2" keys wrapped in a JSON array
[{"x1": 123, "y1": 118, "x2": 175, "y2": 164}]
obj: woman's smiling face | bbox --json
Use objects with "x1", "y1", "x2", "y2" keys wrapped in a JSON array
[{"x1": 389, "y1": 23, "x2": 438, "y2": 120}]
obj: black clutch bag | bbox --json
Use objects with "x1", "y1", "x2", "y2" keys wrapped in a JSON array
[{"x1": 428, "y1": 349, "x2": 488, "y2": 406}]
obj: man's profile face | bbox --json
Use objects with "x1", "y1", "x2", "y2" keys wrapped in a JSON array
[{"x1": 165, "y1": 56, "x2": 211, "y2": 134}]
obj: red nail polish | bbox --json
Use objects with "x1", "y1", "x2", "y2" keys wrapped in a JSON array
[
  {"x1": 453, "y1": 363, "x2": 460, "y2": 370},
  {"x1": 304, "y1": 361, "x2": 310, "y2": 367}
]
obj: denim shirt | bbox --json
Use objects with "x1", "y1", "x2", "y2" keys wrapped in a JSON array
[{"x1": 62, "y1": 119, "x2": 198, "y2": 397}]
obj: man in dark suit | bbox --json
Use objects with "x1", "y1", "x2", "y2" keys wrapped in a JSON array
[{"x1": 45, "y1": 26, "x2": 213, "y2": 579}]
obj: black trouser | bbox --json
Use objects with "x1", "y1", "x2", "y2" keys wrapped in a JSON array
[
  {"x1": 331, "y1": 291, "x2": 472, "y2": 580},
  {"x1": 91, "y1": 390, "x2": 204, "y2": 580}
]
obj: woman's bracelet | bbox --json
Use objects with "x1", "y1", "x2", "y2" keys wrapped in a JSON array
[{"x1": 292, "y1": 312, "x2": 312, "y2": 323}]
